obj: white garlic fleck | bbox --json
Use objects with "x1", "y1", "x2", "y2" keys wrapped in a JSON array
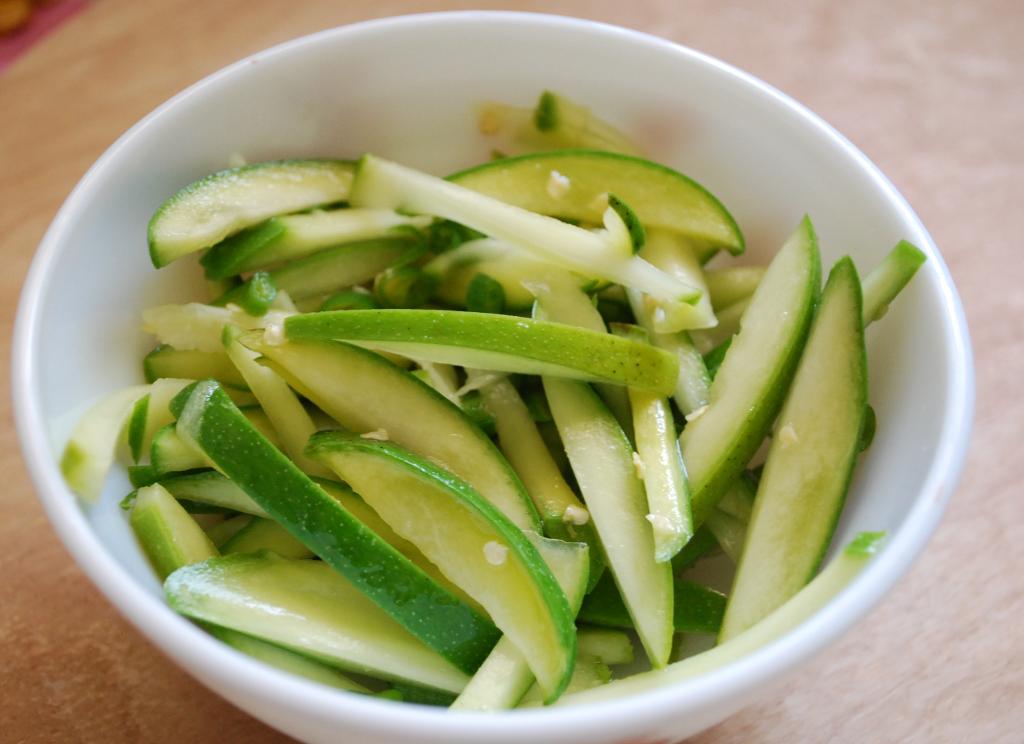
[
  {"x1": 546, "y1": 169, "x2": 571, "y2": 199},
  {"x1": 778, "y1": 423, "x2": 799, "y2": 447},
  {"x1": 562, "y1": 504, "x2": 590, "y2": 525},
  {"x1": 483, "y1": 541, "x2": 509, "y2": 566},
  {"x1": 263, "y1": 322, "x2": 285, "y2": 347},
  {"x1": 632, "y1": 451, "x2": 646, "y2": 481},
  {"x1": 646, "y1": 513, "x2": 678, "y2": 539},
  {"x1": 685, "y1": 405, "x2": 709, "y2": 423}
]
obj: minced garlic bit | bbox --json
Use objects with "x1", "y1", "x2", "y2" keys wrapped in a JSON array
[
  {"x1": 483, "y1": 541, "x2": 509, "y2": 566},
  {"x1": 685, "y1": 405, "x2": 709, "y2": 423},
  {"x1": 646, "y1": 513, "x2": 678, "y2": 538},
  {"x1": 478, "y1": 105, "x2": 502, "y2": 135},
  {"x1": 360, "y1": 428, "x2": 390, "y2": 441},
  {"x1": 632, "y1": 451, "x2": 646, "y2": 481},
  {"x1": 778, "y1": 423, "x2": 799, "y2": 447},
  {"x1": 588, "y1": 191, "x2": 610, "y2": 212},
  {"x1": 262, "y1": 321, "x2": 285, "y2": 347},
  {"x1": 546, "y1": 169, "x2": 571, "y2": 199},
  {"x1": 562, "y1": 504, "x2": 590, "y2": 526}
]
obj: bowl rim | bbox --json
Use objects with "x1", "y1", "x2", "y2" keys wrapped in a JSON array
[{"x1": 12, "y1": 9, "x2": 974, "y2": 739}]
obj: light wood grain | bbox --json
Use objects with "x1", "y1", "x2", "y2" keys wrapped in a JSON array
[{"x1": 1, "y1": 1, "x2": 1021, "y2": 742}]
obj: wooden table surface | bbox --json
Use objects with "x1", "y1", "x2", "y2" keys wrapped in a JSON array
[{"x1": 1, "y1": 1, "x2": 1021, "y2": 741}]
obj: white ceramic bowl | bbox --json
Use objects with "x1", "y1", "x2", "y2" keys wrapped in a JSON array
[{"x1": 12, "y1": 11, "x2": 972, "y2": 744}]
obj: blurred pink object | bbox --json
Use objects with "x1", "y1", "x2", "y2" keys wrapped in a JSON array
[{"x1": 0, "y1": 0, "x2": 87, "y2": 72}]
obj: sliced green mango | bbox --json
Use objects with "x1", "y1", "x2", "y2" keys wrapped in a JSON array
[
  {"x1": 862, "y1": 239, "x2": 926, "y2": 323},
  {"x1": 720, "y1": 257, "x2": 867, "y2": 640},
  {"x1": 307, "y1": 433, "x2": 576, "y2": 702},
  {"x1": 448, "y1": 149, "x2": 743, "y2": 260},
  {"x1": 213, "y1": 238, "x2": 415, "y2": 305},
  {"x1": 201, "y1": 208, "x2": 427, "y2": 279},
  {"x1": 166, "y1": 553, "x2": 471, "y2": 693},
  {"x1": 149, "y1": 160, "x2": 353, "y2": 267},
  {"x1": 60, "y1": 384, "x2": 149, "y2": 502},
  {"x1": 450, "y1": 532, "x2": 590, "y2": 711},
  {"x1": 283, "y1": 309, "x2": 679, "y2": 395},
  {"x1": 350, "y1": 155, "x2": 702, "y2": 318},
  {"x1": 130, "y1": 483, "x2": 218, "y2": 579},
  {"x1": 544, "y1": 377, "x2": 674, "y2": 668},
  {"x1": 144, "y1": 345, "x2": 248, "y2": 388},
  {"x1": 175, "y1": 380, "x2": 499, "y2": 674},
  {"x1": 244, "y1": 335, "x2": 540, "y2": 532},
  {"x1": 680, "y1": 217, "x2": 821, "y2": 526}
]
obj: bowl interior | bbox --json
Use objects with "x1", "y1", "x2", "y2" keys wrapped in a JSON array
[{"x1": 16, "y1": 12, "x2": 970, "y2": 744}]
